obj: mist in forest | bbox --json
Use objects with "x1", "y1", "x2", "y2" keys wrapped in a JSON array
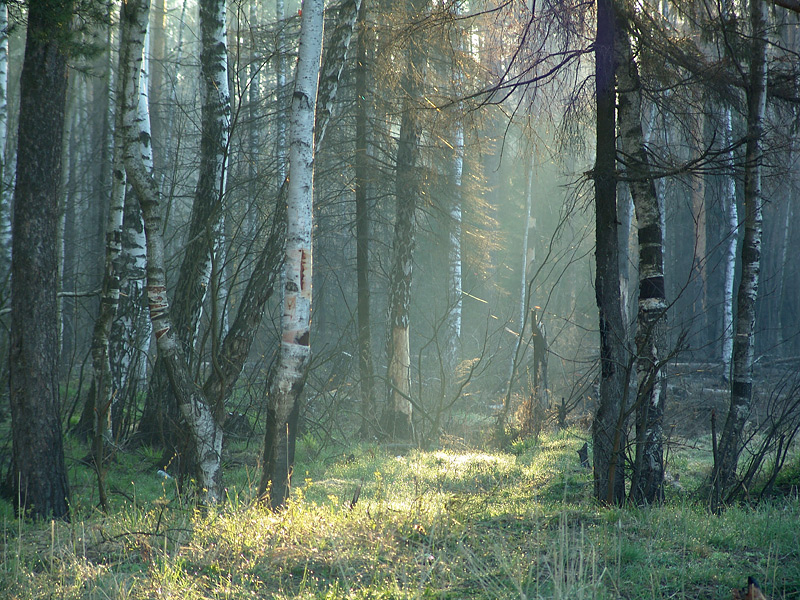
[{"x1": 1, "y1": 0, "x2": 800, "y2": 516}]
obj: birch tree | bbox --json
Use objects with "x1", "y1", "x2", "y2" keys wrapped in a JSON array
[
  {"x1": 120, "y1": 0, "x2": 223, "y2": 503},
  {"x1": 384, "y1": 0, "x2": 428, "y2": 441},
  {"x1": 712, "y1": 0, "x2": 769, "y2": 510},
  {"x1": 258, "y1": 0, "x2": 324, "y2": 509},
  {"x1": 82, "y1": 19, "x2": 127, "y2": 483},
  {"x1": 445, "y1": 0, "x2": 465, "y2": 375},
  {"x1": 616, "y1": 13, "x2": 668, "y2": 505},
  {"x1": 141, "y1": 0, "x2": 231, "y2": 454},
  {"x1": 9, "y1": 0, "x2": 73, "y2": 520}
]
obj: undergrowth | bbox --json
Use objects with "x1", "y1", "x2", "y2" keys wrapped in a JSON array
[{"x1": 0, "y1": 429, "x2": 798, "y2": 599}]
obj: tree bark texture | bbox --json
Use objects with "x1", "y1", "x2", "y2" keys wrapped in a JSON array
[
  {"x1": 142, "y1": 0, "x2": 231, "y2": 453},
  {"x1": 712, "y1": 0, "x2": 768, "y2": 510},
  {"x1": 721, "y1": 104, "x2": 738, "y2": 382},
  {"x1": 384, "y1": 0, "x2": 427, "y2": 442},
  {"x1": 592, "y1": 0, "x2": 627, "y2": 506},
  {"x1": 615, "y1": 17, "x2": 668, "y2": 505},
  {"x1": 120, "y1": 0, "x2": 223, "y2": 503},
  {"x1": 259, "y1": 0, "x2": 324, "y2": 509},
  {"x1": 83, "y1": 35, "x2": 128, "y2": 453},
  {"x1": 8, "y1": 0, "x2": 73, "y2": 520},
  {"x1": 355, "y1": 0, "x2": 376, "y2": 440},
  {"x1": 315, "y1": 0, "x2": 361, "y2": 147}
]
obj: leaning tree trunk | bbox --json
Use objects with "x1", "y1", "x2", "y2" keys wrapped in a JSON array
[
  {"x1": 712, "y1": 0, "x2": 768, "y2": 510},
  {"x1": 140, "y1": 0, "x2": 231, "y2": 456},
  {"x1": 258, "y1": 0, "x2": 324, "y2": 510},
  {"x1": 616, "y1": 19, "x2": 667, "y2": 505},
  {"x1": 592, "y1": 0, "x2": 627, "y2": 506},
  {"x1": 120, "y1": 0, "x2": 223, "y2": 504},
  {"x1": 202, "y1": 0, "x2": 359, "y2": 418},
  {"x1": 8, "y1": 0, "x2": 73, "y2": 520},
  {"x1": 384, "y1": 0, "x2": 427, "y2": 442}
]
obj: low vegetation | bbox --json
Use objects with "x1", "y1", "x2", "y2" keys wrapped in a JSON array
[{"x1": 0, "y1": 429, "x2": 798, "y2": 599}]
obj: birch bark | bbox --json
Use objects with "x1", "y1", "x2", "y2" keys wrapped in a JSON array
[
  {"x1": 142, "y1": 0, "x2": 231, "y2": 455},
  {"x1": 445, "y1": 3, "x2": 464, "y2": 375},
  {"x1": 712, "y1": 0, "x2": 768, "y2": 509},
  {"x1": 258, "y1": 0, "x2": 324, "y2": 509},
  {"x1": 384, "y1": 0, "x2": 427, "y2": 441},
  {"x1": 120, "y1": 0, "x2": 223, "y2": 503},
  {"x1": 616, "y1": 19, "x2": 668, "y2": 505}
]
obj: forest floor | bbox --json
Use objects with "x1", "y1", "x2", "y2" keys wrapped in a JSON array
[{"x1": 0, "y1": 417, "x2": 798, "y2": 600}]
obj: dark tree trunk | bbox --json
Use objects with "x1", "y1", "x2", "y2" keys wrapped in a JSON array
[
  {"x1": 8, "y1": 0, "x2": 73, "y2": 520},
  {"x1": 592, "y1": 0, "x2": 627, "y2": 506},
  {"x1": 383, "y1": 0, "x2": 426, "y2": 441},
  {"x1": 355, "y1": 0, "x2": 376, "y2": 440},
  {"x1": 712, "y1": 0, "x2": 768, "y2": 510}
]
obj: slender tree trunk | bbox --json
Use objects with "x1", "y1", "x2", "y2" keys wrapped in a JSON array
[
  {"x1": 258, "y1": 0, "x2": 324, "y2": 509},
  {"x1": 721, "y1": 104, "x2": 738, "y2": 382},
  {"x1": 384, "y1": 0, "x2": 427, "y2": 442},
  {"x1": 8, "y1": 0, "x2": 73, "y2": 520},
  {"x1": 690, "y1": 93, "x2": 708, "y2": 341},
  {"x1": 120, "y1": 0, "x2": 223, "y2": 503},
  {"x1": 355, "y1": 0, "x2": 376, "y2": 440},
  {"x1": 445, "y1": 1, "x2": 465, "y2": 377},
  {"x1": 143, "y1": 0, "x2": 231, "y2": 458},
  {"x1": 81, "y1": 20, "x2": 128, "y2": 469},
  {"x1": 275, "y1": 0, "x2": 287, "y2": 188},
  {"x1": 712, "y1": 0, "x2": 768, "y2": 510},
  {"x1": 0, "y1": 3, "x2": 10, "y2": 283},
  {"x1": 616, "y1": 18, "x2": 667, "y2": 505},
  {"x1": 445, "y1": 107, "x2": 464, "y2": 375},
  {"x1": 109, "y1": 186, "x2": 151, "y2": 436},
  {"x1": 592, "y1": 0, "x2": 627, "y2": 505},
  {"x1": 201, "y1": 0, "x2": 358, "y2": 416},
  {"x1": 501, "y1": 150, "x2": 534, "y2": 434}
]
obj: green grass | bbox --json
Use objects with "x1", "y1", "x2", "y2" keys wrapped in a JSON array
[{"x1": 0, "y1": 429, "x2": 798, "y2": 599}]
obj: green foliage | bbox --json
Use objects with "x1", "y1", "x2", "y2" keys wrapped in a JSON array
[{"x1": 0, "y1": 430, "x2": 798, "y2": 599}]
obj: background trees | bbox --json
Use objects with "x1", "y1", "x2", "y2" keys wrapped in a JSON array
[{"x1": 1, "y1": 0, "x2": 799, "y2": 517}]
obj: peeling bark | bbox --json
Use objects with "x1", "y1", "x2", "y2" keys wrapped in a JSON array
[{"x1": 259, "y1": 0, "x2": 324, "y2": 509}]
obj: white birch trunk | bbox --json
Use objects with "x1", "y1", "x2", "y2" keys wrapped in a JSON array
[
  {"x1": 445, "y1": 122, "x2": 463, "y2": 373},
  {"x1": 275, "y1": 0, "x2": 287, "y2": 187},
  {"x1": 721, "y1": 105, "x2": 738, "y2": 381},
  {"x1": 616, "y1": 21, "x2": 668, "y2": 505},
  {"x1": 120, "y1": 0, "x2": 223, "y2": 503},
  {"x1": 445, "y1": 4, "x2": 464, "y2": 374},
  {"x1": 713, "y1": 0, "x2": 768, "y2": 509},
  {"x1": 260, "y1": 0, "x2": 323, "y2": 509},
  {"x1": 86, "y1": 13, "x2": 128, "y2": 443}
]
